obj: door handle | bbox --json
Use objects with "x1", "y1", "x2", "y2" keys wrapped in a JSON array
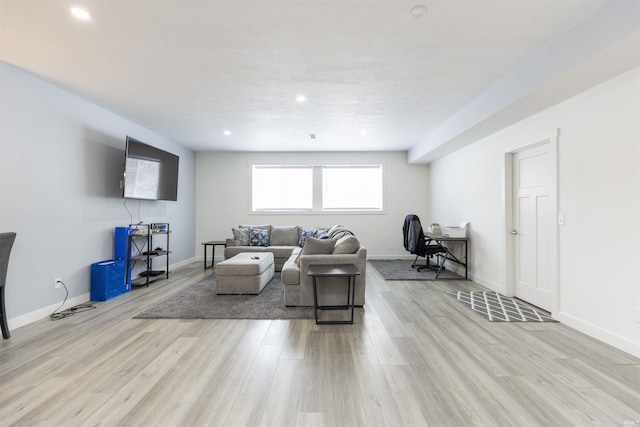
[{"x1": 511, "y1": 229, "x2": 518, "y2": 235}]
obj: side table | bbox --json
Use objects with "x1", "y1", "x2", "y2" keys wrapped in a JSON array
[
  {"x1": 307, "y1": 264, "x2": 360, "y2": 324},
  {"x1": 202, "y1": 240, "x2": 226, "y2": 270}
]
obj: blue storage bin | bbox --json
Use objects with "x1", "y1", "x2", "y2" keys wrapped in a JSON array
[
  {"x1": 114, "y1": 227, "x2": 132, "y2": 289},
  {"x1": 114, "y1": 227, "x2": 132, "y2": 260},
  {"x1": 91, "y1": 259, "x2": 129, "y2": 301}
]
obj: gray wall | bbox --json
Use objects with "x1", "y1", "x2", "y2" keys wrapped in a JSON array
[
  {"x1": 0, "y1": 62, "x2": 196, "y2": 327},
  {"x1": 195, "y1": 151, "x2": 429, "y2": 259}
]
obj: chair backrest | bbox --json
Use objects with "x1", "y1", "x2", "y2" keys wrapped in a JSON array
[
  {"x1": 0, "y1": 233, "x2": 17, "y2": 289},
  {"x1": 403, "y1": 214, "x2": 427, "y2": 256}
]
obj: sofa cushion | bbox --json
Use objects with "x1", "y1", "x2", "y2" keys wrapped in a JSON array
[
  {"x1": 249, "y1": 227, "x2": 270, "y2": 247},
  {"x1": 267, "y1": 246, "x2": 298, "y2": 258},
  {"x1": 333, "y1": 235, "x2": 360, "y2": 254},
  {"x1": 232, "y1": 228, "x2": 250, "y2": 246},
  {"x1": 270, "y1": 225, "x2": 300, "y2": 246},
  {"x1": 298, "y1": 228, "x2": 315, "y2": 247},
  {"x1": 296, "y1": 237, "x2": 337, "y2": 264},
  {"x1": 225, "y1": 246, "x2": 266, "y2": 258}
]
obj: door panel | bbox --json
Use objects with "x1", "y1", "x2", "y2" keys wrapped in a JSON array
[{"x1": 513, "y1": 144, "x2": 553, "y2": 310}]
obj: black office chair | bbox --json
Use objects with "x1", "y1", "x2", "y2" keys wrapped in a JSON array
[
  {"x1": 403, "y1": 214, "x2": 448, "y2": 278},
  {"x1": 0, "y1": 232, "x2": 17, "y2": 339}
]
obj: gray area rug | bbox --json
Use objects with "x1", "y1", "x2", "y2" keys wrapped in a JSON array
[
  {"x1": 135, "y1": 273, "x2": 315, "y2": 320},
  {"x1": 369, "y1": 259, "x2": 464, "y2": 280},
  {"x1": 447, "y1": 290, "x2": 558, "y2": 322}
]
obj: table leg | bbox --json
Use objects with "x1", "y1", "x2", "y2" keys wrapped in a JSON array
[{"x1": 312, "y1": 276, "x2": 319, "y2": 323}]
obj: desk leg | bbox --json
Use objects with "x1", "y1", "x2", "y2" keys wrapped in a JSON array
[
  {"x1": 204, "y1": 245, "x2": 209, "y2": 269},
  {"x1": 464, "y1": 240, "x2": 468, "y2": 279}
]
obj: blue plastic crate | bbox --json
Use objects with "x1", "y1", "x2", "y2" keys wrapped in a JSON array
[{"x1": 91, "y1": 259, "x2": 129, "y2": 301}]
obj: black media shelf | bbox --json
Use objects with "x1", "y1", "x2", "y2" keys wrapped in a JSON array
[{"x1": 126, "y1": 223, "x2": 171, "y2": 287}]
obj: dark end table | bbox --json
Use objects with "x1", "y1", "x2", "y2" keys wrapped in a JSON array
[
  {"x1": 307, "y1": 264, "x2": 360, "y2": 324},
  {"x1": 202, "y1": 240, "x2": 226, "y2": 269}
]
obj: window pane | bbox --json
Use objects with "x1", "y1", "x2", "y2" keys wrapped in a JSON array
[
  {"x1": 322, "y1": 165, "x2": 383, "y2": 210},
  {"x1": 252, "y1": 166, "x2": 312, "y2": 210}
]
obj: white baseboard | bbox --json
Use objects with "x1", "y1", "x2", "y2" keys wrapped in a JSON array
[
  {"x1": 8, "y1": 292, "x2": 91, "y2": 331},
  {"x1": 466, "y1": 271, "x2": 506, "y2": 294},
  {"x1": 171, "y1": 256, "x2": 199, "y2": 270},
  {"x1": 555, "y1": 312, "x2": 640, "y2": 358},
  {"x1": 8, "y1": 257, "x2": 199, "y2": 332}
]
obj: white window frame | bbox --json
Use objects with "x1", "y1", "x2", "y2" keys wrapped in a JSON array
[{"x1": 250, "y1": 163, "x2": 384, "y2": 214}]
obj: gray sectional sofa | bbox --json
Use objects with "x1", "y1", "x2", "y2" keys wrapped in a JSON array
[{"x1": 224, "y1": 224, "x2": 367, "y2": 307}]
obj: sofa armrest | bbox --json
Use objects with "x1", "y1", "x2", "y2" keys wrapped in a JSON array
[{"x1": 225, "y1": 238, "x2": 235, "y2": 246}]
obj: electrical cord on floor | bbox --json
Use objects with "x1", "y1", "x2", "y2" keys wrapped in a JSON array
[{"x1": 50, "y1": 280, "x2": 97, "y2": 321}]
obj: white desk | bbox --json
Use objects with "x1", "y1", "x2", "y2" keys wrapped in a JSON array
[{"x1": 425, "y1": 233, "x2": 469, "y2": 279}]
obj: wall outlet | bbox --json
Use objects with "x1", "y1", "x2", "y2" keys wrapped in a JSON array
[{"x1": 54, "y1": 278, "x2": 62, "y2": 289}]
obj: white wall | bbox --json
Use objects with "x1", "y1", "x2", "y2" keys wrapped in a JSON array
[
  {"x1": 0, "y1": 62, "x2": 197, "y2": 328},
  {"x1": 195, "y1": 151, "x2": 429, "y2": 258},
  {"x1": 428, "y1": 67, "x2": 640, "y2": 357}
]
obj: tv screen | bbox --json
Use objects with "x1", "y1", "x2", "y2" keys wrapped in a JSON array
[{"x1": 123, "y1": 136, "x2": 179, "y2": 201}]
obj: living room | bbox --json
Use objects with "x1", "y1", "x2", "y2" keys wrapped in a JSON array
[
  {"x1": 1, "y1": 1, "x2": 639, "y2": 424},
  {"x1": 6, "y1": 59, "x2": 637, "y2": 356}
]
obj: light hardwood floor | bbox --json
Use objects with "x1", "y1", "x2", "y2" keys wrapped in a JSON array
[{"x1": 1, "y1": 262, "x2": 638, "y2": 426}]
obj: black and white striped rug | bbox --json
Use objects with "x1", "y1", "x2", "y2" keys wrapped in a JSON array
[{"x1": 447, "y1": 290, "x2": 557, "y2": 322}]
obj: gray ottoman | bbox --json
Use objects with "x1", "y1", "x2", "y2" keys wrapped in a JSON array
[{"x1": 216, "y1": 252, "x2": 275, "y2": 295}]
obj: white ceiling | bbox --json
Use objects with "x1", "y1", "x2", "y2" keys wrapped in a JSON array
[{"x1": 1, "y1": 0, "x2": 639, "y2": 163}]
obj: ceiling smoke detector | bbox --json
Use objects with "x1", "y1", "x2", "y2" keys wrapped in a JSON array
[
  {"x1": 309, "y1": 133, "x2": 316, "y2": 139},
  {"x1": 409, "y1": 5, "x2": 427, "y2": 18}
]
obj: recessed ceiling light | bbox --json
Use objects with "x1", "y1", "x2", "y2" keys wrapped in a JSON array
[
  {"x1": 70, "y1": 7, "x2": 91, "y2": 21},
  {"x1": 360, "y1": 130, "x2": 367, "y2": 136},
  {"x1": 296, "y1": 95, "x2": 306, "y2": 103},
  {"x1": 409, "y1": 5, "x2": 427, "y2": 18},
  {"x1": 223, "y1": 130, "x2": 231, "y2": 136}
]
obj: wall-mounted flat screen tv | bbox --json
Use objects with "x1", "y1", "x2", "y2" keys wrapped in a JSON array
[{"x1": 123, "y1": 136, "x2": 179, "y2": 201}]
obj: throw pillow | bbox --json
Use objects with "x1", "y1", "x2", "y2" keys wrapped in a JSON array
[
  {"x1": 298, "y1": 228, "x2": 315, "y2": 247},
  {"x1": 270, "y1": 225, "x2": 300, "y2": 246},
  {"x1": 295, "y1": 237, "x2": 337, "y2": 264},
  {"x1": 250, "y1": 227, "x2": 269, "y2": 247},
  {"x1": 332, "y1": 231, "x2": 354, "y2": 240},
  {"x1": 333, "y1": 235, "x2": 360, "y2": 254},
  {"x1": 240, "y1": 224, "x2": 270, "y2": 237},
  {"x1": 232, "y1": 228, "x2": 250, "y2": 246}
]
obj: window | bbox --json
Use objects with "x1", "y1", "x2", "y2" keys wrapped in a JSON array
[
  {"x1": 322, "y1": 165, "x2": 383, "y2": 211},
  {"x1": 252, "y1": 165, "x2": 312, "y2": 211},
  {"x1": 251, "y1": 164, "x2": 383, "y2": 212}
]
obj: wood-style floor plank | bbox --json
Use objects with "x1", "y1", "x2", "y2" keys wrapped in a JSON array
[{"x1": 1, "y1": 261, "x2": 638, "y2": 426}]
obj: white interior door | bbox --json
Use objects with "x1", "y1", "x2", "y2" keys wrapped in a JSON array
[{"x1": 512, "y1": 142, "x2": 554, "y2": 311}]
